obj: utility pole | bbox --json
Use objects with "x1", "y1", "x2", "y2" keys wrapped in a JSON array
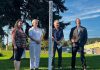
[{"x1": 48, "y1": 0, "x2": 53, "y2": 70}]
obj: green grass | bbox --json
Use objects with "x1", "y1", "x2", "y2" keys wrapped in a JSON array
[{"x1": 0, "y1": 50, "x2": 100, "y2": 70}]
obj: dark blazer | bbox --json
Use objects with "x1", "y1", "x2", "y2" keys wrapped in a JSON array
[
  {"x1": 69, "y1": 26, "x2": 88, "y2": 45},
  {"x1": 53, "y1": 28, "x2": 64, "y2": 46}
]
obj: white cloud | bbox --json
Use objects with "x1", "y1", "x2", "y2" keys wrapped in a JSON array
[
  {"x1": 62, "y1": 0, "x2": 100, "y2": 22},
  {"x1": 62, "y1": 8, "x2": 100, "y2": 22},
  {"x1": 87, "y1": 30, "x2": 94, "y2": 32},
  {"x1": 79, "y1": 9, "x2": 100, "y2": 16},
  {"x1": 80, "y1": 14, "x2": 100, "y2": 20}
]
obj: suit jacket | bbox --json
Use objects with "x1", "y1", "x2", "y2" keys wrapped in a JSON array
[
  {"x1": 53, "y1": 28, "x2": 64, "y2": 46},
  {"x1": 69, "y1": 26, "x2": 88, "y2": 45}
]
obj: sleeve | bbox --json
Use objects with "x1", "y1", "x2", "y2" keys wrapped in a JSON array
[
  {"x1": 61, "y1": 30, "x2": 64, "y2": 38},
  {"x1": 52, "y1": 29, "x2": 54, "y2": 37},
  {"x1": 83, "y1": 28, "x2": 88, "y2": 44},
  {"x1": 69, "y1": 28, "x2": 73, "y2": 41},
  {"x1": 40, "y1": 29, "x2": 43, "y2": 40},
  {"x1": 29, "y1": 29, "x2": 33, "y2": 38},
  {"x1": 40, "y1": 29, "x2": 43, "y2": 36}
]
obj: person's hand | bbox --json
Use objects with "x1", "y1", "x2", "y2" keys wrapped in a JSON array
[
  {"x1": 36, "y1": 40, "x2": 41, "y2": 44},
  {"x1": 14, "y1": 46, "x2": 17, "y2": 50},
  {"x1": 52, "y1": 36, "x2": 54, "y2": 41},
  {"x1": 71, "y1": 39, "x2": 75, "y2": 43},
  {"x1": 22, "y1": 46, "x2": 26, "y2": 48},
  {"x1": 57, "y1": 41, "x2": 61, "y2": 45}
]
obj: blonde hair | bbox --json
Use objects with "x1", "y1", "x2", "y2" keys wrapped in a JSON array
[
  {"x1": 32, "y1": 19, "x2": 38, "y2": 24},
  {"x1": 14, "y1": 19, "x2": 23, "y2": 29}
]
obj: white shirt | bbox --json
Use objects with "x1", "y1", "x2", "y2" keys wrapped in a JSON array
[{"x1": 29, "y1": 27, "x2": 42, "y2": 44}]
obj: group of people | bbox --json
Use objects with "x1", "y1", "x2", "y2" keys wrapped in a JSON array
[{"x1": 11, "y1": 18, "x2": 88, "y2": 70}]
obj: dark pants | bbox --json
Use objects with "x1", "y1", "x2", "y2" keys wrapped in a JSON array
[
  {"x1": 52, "y1": 44, "x2": 62, "y2": 67},
  {"x1": 71, "y1": 43, "x2": 86, "y2": 68},
  {"x1": 14, "y1": 47, "x2": 24, "y2": 61}
]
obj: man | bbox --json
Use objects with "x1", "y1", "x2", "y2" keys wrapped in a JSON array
[
  {"x1": 69, "y1": 18, "x2": 88, "y2": 70},
  {"x1": 29, "y1": 19, "x2": 42, "y2": 70},
  {"x1": 52, "y1": 20, "x2": 64, "y2": 69}
]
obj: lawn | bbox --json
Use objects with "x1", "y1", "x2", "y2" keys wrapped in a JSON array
[{"x1": 0, "y1": 50, "x2": 100, "y2": 70}]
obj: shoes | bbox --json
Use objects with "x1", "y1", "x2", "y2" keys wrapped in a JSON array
[{"x1": 82, "y1": 66, "x2": 86, "y2": 70}]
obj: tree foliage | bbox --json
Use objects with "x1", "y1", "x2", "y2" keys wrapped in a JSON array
[{"x1": 0, "y1": 0, "x2": 68, "y2": 39}]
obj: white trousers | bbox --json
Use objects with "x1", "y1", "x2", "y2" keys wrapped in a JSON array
[{"x1": 29, "y1": 43, "x2": 41, "y2": 69}]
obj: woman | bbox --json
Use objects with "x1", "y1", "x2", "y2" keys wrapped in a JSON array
[
  {"x1": 12, "y1": 19, "x2": 27, "y2": 70},
  {"x1": 29, "y1": 19, "x2": 42, "y2": 70}
]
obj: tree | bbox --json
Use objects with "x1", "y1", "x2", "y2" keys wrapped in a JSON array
[{"x1": 0, "y1": 0, "x2": 69, "y2": 39}]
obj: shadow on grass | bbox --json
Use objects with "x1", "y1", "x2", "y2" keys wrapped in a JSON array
[
  {"x1": 0, "y1": 55, "x2": 100, "y2": 70},
  {"x1": 0, "y1": 53, "x2": 3, "y2": 56}
]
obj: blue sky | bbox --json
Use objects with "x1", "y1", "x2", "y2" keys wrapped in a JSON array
[{"x1": 61, "y1": 0, "x2": 100, "y2": 40}]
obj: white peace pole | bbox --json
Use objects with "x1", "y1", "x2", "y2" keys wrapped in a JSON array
[{"x1": 48, "y1": 0, "x2": 53, "y2": 70}]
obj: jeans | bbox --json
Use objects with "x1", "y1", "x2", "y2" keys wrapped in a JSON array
[
  {"x1": 52, "y1": 44, "x2": 62, "y2": 67},
  {"x1": 71, "y1": 43, "x2": 86, "y2": 68}
]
